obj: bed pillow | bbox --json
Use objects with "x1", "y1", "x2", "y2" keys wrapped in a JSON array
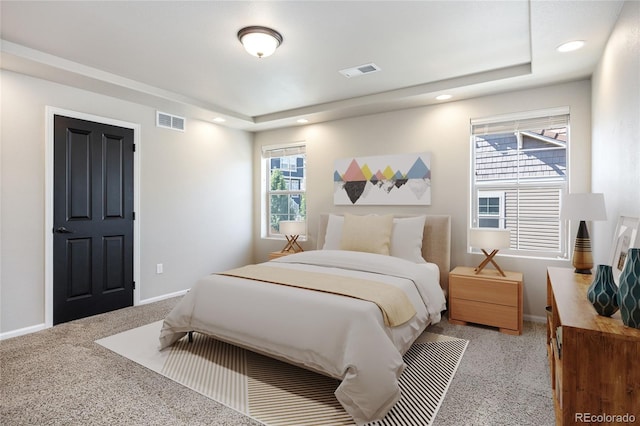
[
  {"x1": 323, "y1": 214, "x2": 428, "y2": 262},
  {"x1": 322, "y1": 214, "x2": 345, "y2": 250},
  {"x1": 391, "y1": 216, "x2": 427, "y2": 263},
  {"x1": 340, "y1": 213, "x2": 394, "y2": 255}
]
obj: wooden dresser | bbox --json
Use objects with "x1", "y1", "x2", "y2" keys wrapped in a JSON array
[
  {"x1": 448, "y1": 266, "x2": 523, "y2": 335},
  {"x1": 547, "y1": 267, "x2": 640, "y2": 425}
]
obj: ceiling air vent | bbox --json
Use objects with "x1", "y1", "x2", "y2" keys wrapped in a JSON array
[
  {"x1": 338, "y1": 63, "x2": 381, "y2": 78},
  {"x1": 156, "y1": 111, "x2": 186, "y2": 132}
]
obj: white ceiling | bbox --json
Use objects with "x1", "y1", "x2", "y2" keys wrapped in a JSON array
[{"x1": 0, "y1": 1, "x2": 624, "y2": 131}]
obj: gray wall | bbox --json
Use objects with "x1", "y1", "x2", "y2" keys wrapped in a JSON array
[
  {"x1": 592, "y1": 0, "x2": 640, "y2": 260},
  {"x1": 253, "y1": 80, "x2": 592, "y2": 320},
  {"x1": 1, "y1": 71, "x2": 254, "y2": 335}
]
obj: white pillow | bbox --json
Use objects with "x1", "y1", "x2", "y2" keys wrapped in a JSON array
[
  {"x1": 322, "y1": 214, "x2": 344, "y2": 250},
  {"x1": 340, "y1": 213, "x2": 394, "y2": 255},
  {"x1": 322, "y1": 214, "x2": 427, "y2": 263},
  {"x1": 390, "y1": 216, "x2": 427, "y2": 263}
]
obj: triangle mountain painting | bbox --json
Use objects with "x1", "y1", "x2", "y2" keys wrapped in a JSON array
[{"x1": 333, "y1": 152, "x2": 431, "y2": 205}]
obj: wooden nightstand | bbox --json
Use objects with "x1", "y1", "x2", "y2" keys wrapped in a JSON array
[
  {"x1": 268, "y1": 251, "x2": 294, "y2": 260},
  {"x1": 448, "y1": 266, "x2": 523, "y2": 335}
]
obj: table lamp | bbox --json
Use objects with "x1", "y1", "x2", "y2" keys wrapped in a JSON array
[
  {"x1": 279, "y1": 220, "x2": 306, "y2": 253},
  {"x1": 469, "y1": 228, "x2": 512, "y2": 276},
  {"x1": 560, "y1": 193, "x2": 606, "y2": 274}
]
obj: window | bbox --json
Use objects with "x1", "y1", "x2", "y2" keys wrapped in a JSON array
[
  {"x1": 263, "y1": 144, "x2": 306, "y2": 237},
  {"x1": 478, "y1": 191, "x2": 505, "y2": 228},
  {"x1": 471, "y1": 109, "x2": 569, "y2": 258}
]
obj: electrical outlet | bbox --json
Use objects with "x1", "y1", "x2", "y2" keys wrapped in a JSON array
[{"x1": 156, "y1": 263, "x2": 163, "y2": 274}]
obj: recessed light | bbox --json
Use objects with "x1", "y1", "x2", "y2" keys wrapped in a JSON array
[
  {"x1": 297, "y1": 119, "x2": 309, "y2": 124},
  {"x1": 436, "y1": 94, "x2": 452, "y2": 101},
  {"x1": 557, "y1": 40, "x2": 585, "y2": 53},
  {"x1": 213, "y1": 117, "x2": 226, "y2": 123}
]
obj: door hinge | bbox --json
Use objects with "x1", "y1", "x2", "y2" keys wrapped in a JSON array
[
  {"x1": 132, "y1": 143, "x2": 136, "y2": 152},
  {"x1": 133, "y1": 281, "x2": 136, "y2": 289},
  {"x1": 132, "y1": 211, "x2": 136, "y2": 220}
]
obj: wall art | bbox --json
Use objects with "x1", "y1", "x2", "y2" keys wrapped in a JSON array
[
  {"x1": 333, "y1": 152, "x2": 431, "y2": 205},
  {"x1": 609, "y1": 215, "x2": 640, "y2": 284}
]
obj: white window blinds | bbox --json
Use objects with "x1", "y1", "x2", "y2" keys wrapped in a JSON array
[
  {"x1": 471, "y1": 109, "x2": 570, "y2": 135},
  {"x1": 262, "y1": 144, "x2": 306, "y2": 158}
]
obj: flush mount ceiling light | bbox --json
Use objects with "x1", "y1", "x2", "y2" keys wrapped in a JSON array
[
  {"x1": 557, "y1": 40, "x2": 585, "y2": 53},
  {"x1": 436, "y1": 94, "x2": 452, "y2": 101},
  {"x1": 237, "y1": 26, "x2": 283, "y2": 58}
]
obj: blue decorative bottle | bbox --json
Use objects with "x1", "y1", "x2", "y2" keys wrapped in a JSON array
[
  {"x1": 617, "y1": 248, "x2": 640, "y2": 328},
  {"x1": 587, "y1": 265, "x2": 619, "y2": 316}
]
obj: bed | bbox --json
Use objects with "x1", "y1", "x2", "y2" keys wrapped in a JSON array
[{"x1": 159, "y1": 213, "x2": 450, "y2": 425}]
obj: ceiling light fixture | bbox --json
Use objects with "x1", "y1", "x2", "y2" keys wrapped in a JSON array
[
  {"x1": 237, "y1": 26, "x2": 283, "y2": 58},
  {"x1": 297, "y1": 119, "x2": 309, "y2": 124},
  {"x1": 557, "y1": 40, "x2": 585, "y2": 53},
  {"x1": 213, "y1": 117, "x2": 226, "y2": 123},
  {"x1": 436, "y1": 94, "x2": 452, "y2": 101}
]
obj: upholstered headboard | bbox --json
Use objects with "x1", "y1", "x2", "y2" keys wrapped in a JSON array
[{"x1": 316, "y1": 214, "x2": 452, "y2": 293}]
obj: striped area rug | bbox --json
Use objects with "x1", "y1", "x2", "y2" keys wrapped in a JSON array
[{"x1": 161, "y1": 332, "x2": 468, "y2": 426}]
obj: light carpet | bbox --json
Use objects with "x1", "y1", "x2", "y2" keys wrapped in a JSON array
[{"x1": 96, "y1": 321, "x2": 468, "y2": 426}]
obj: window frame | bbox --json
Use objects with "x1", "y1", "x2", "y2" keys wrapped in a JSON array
[
  {"x1": 262, "y1": 143, "x2": 307, "y2": 239},
  {"x1": 470, "y1": 108, "x2": 570, "y2": 260}
]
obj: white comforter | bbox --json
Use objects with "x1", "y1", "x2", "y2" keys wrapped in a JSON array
[{"x1": 159, "y1": 250, "x2": 446, "y2": 424}]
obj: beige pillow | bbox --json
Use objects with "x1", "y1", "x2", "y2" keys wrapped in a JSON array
[{"x1": 340, "y1": 213, "x2": 394, "y2": 255}]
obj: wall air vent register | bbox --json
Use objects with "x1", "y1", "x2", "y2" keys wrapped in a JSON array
[{"x1": 156, "y1": 111, "x2": 186, "y2": 132}]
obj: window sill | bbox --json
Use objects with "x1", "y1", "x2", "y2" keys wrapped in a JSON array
[
  {"x1": 468, "y1": 249, "x2": 568, "y2": 261},
  {"x1": 263, "y1": 236, "x2": 308, "y2": 242}
]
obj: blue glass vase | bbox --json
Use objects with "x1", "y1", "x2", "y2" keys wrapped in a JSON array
[
  {"x1": 587, "y1": 265, "x2": 618, "y2": 316},
  {"x1": 617, "y1": 248, "x2": 640, "y2": 328}
]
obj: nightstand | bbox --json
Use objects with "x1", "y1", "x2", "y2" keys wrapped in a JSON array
[
  {"x1": 448, "y1": 266, "x2": 523, "y2": 335},
  {"x1": 268, "y1": 251, "x2": 294, "y2": 260}
]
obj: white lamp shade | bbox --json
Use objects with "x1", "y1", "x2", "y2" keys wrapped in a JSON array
[
  {"x1": 239, "y1": 31, "x2": 281, "y2": 58},
  {"x1": 469, "y1": 228, "x2": 511, "y2": 249},
  {"x1": 279, "y1": 220, "x2": 306, "y2": 236},
  {"x1": 560, "y1": 193, "x2": 606, "y2": 221}
]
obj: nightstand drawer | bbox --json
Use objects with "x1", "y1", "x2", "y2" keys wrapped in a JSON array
[
  {"x1": 450, "y1": 298, "x2": 518, "y2": 330},
  {"x1": 450, "y1": 275, "x2": 519, "y2": 307}
]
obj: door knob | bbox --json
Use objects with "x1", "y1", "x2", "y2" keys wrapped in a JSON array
[{"x1": 55, "y1": 227, "x2": 73, "y2": 234}]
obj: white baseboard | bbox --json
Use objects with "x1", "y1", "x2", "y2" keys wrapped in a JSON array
[
  {"x1": 1, "y1": 289, "x2": 188, "y2": 340},
  {"x1": 139, "y1": 289, "x2": 188, "y2": 305},
  {"x1": 0, "y1": 323, "x2": 47, "y2": 341},
  {"x1": 524, "y1": 314, "x2": 546, "y2": 323}
]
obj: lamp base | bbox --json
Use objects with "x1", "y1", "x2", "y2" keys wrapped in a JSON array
[
  {"x1": 571, "y1": 220, "x2": 593, "y2": 274},
  {"x1": 474, "y1": 249, "x2": 506, "y2": 277},
  {"x1": 281, "y1": 235, "x2": 304, "y2": 253}
]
